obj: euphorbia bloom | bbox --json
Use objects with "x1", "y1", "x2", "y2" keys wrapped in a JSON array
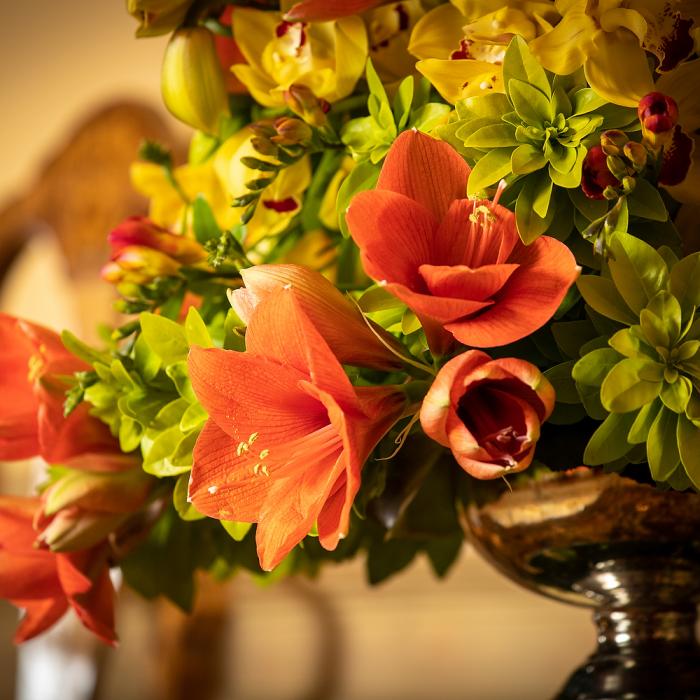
[
  {"x1": 346, "y1": 130, "x2": 578, "y2": 353},
  {"x1": 420, "y1": 350, "x2": 555, "y2": 479},
  {"x1": 229, "y1": 263, "x2": 402, "y2": 370},
  {"x1": 0, "y1": 496, "x2": 115, "y2": 645},
  {"x1": 188, "y1": 288, "x2": 405, "y2": 570},
  {"x1": 0, "y1": 313, "x2": 130, "y2": 469}
]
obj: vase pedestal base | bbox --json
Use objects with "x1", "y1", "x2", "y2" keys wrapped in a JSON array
[{"x1": 461, "y1": 471, "x2": 700, "y2": 700}]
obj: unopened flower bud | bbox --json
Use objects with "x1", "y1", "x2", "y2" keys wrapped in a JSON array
[
  {"x1": 600, "y1": 130, "x2": 628, "y2": 156},
  {"x1": 581, "y1": 146, "x2": 621, "y2": 200},
  {"x1": 108, "y1": 217, "x2": 206, "y2": 265},
  {"x1": 638, "y1": 92, "x2": 679, "y2": 147},
  {"x1": 162, "y1": 27, "x2": 230, "y2": 134},
  {"x1": 284, "y1": 84, "x2": 330, "y2": 127},
  {"x1": 102, "y1": 245, "x2": 181, "y2": 285},
  {"x1": 623, "y1": 141, "x2": 648, "y2": 171},
  {"x1": 128, "y1": 0, "x2": 192, "y2": 37},
  {"x1": 621, "y1": 176, "x2": 636, "y2": 194},
  {"x1": 606, "y1": 154, "x2": 629, "y2": 180},
  {"x1": 272, "y1": 117, "x2": 313, "y2": 146}
]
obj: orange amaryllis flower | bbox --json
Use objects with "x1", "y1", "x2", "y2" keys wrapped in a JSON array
[
  {"x1": 0, "y1": 496, "x2": 115, "y2": 644},
  {"x1": 0, "y1": 314, "x2": 129, "y2": 469},
  {"x1": 285, "y1": 0, "x2": 387, "y2": 22},
  {"x1": 188, "y1": 288, "x2": 405, "y2": 571},
  {"x1": 420, "y1": 350, "x2": 555, "y2": 479},
  {"x1": 345, "y1": 130, "x2": 579, "y2": 354},
  {"x1": 228, "y1": 263, "x2": 402, "y2": 370}
]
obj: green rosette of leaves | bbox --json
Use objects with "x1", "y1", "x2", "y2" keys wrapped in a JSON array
[
  {"x1": 438, "y1": 36, "x2": 637, "y2": 243},
  {"x1": 573, "y1": 232, "x2": 700, "y2": 489}
]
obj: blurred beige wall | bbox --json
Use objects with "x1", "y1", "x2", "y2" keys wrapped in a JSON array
[{"x1": 0, "y1": 0, "x2": 180, "y2": 203}]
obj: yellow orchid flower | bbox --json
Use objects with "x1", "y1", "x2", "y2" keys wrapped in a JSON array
[
  {"x1": 529, "y1": 0, "x2": 698, "y2": 107},
  {"x1": 231, "y1": 8, "x2": 368, "y2": 108},
  {"x1": 281, "y1": 228, "x2": 338, "y2": 280},
  {"x1": 214, "y1": 127, "x2": 312, "y2": 248},
  {"x1": 130, "y1": 159, "x2": 236, "y2": 232},
  {"x1": 319, "y1": 156, "x2": 355, "y2": 231},
  {"x1": 655, "y1": 58, "x2": 700, "y2": 205},
  {"x1": 408, "y1": 0, "x2": 559, "y2": 103},
  {"x1": 364, "y1": 1, "x2": 425, "y2": 85}
]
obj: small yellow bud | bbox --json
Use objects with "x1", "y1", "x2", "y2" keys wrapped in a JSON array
[{"x1": 161, "y1": 27, "x2": 230, "y2": 134}]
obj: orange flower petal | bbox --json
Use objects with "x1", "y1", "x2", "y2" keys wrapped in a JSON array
[
  {"x1": 12, "y1": 597, "x2": 68, "y2": 644},
  {"x1": 377, "y1": 130, "x2": 470, "y2": 220},
  {"x1": 285, "y1": 0, "x2": 385, "y2": 22}
]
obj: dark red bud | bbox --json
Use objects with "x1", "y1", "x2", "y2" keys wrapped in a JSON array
[
  {"x1": 638, "y1": 92, "x2": 679, "y2": 135},
  {"x1": 581, "y1": 145, "x2": 622, "y2": 200}
]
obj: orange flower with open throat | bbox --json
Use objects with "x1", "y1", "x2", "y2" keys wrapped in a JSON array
[
  {"x1": 188, "y1": 288, "x2": 405, "y2": 570},
  {"x1": 346, "y1": 130, "x2": 579, "y2": 354}
]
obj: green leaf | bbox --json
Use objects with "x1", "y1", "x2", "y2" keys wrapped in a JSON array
[
  {"x1": 61, "y1": 331, "x2": 109, "y2": 366},
  {"x1": 509, "y1": 79, "x2": 553, "y2": 126},
  {"x1": 660, "y1": 376, "x2": 692, "y2": 413},
  {"x1": 456, "y1": 93, "x2": 511, "y2": 120},
  {"x1": 627, "y1": 178, "x2": 668, "y2": 222},
  {"x1": 515, "y1": 172, "x2": 555, "y2": 244},
  {"x1": 511, "y1": 143, "x2": 547, "y2": 176},
  {"x1": 568, "y1": 187, "x2": 608, "y2": 222},
  {"x1": 166, "y1": 361, "x2": 196, "y2": 402},
  {"x1": 544, "y1": 361, "x2": 580, "y2": 403},
  {"x1": 424, "y1": 536, "x2": 463, "y2": 578},
  {"x1": 584, "y1": 411, "x2": 636, "y2": 465},
  {"x1": 185, "y1": 307, "x2": 213, "y2": 348},
  {"x1": 367, "y1": 538, "x2": 419, "y2": 585},
  {"x1": 133, "y1": 334, "x2": 161, "y2": 382},
  {"x1": 180, "y1": 401, "x2": 207, "y2": 432},
  {"x1": 644, "y1": 291, "x2": 682, "y2": 346},
  {"x1": 503, "y1": 35, "x2": 551, "y2": 101},
  {"x1": 577, "y1": 276, "x2": 638, "y2": 325},
  {"x1": 548, "y1": 147, "x2": 585, "y2": 189},
  {"x1": 140, "y1": 312, "x2": 189, "y2": 364},
  {"x1": 358, "y1": 285, "x2": 404, "y2": 312},
  {"x1": 627, "y1": 398, "x2": 662, "y2": 444},
  {"x1": 464, "y1": 123, "x2": 519, "y2": 149},
  {"x1": 337, "y1": 161, "x2": 380, "y2": 237},
  {"x1": 647, "y1": 407, "x2": 680, "y2": 481},
  {"x1": 467, "y1": 149, "x2": 514, "y2": 196},
  {"x1": 571, "y1": 88, "x2": 607, "y2": 115},
  {"x1": 143, "y1": 425, "x2": 190, "y2": 477},
  {"x1": 600, "y1": 358, "x2": 663, "y2": 413},
  {"x1": 393, "y1": 75, "x2": 414, "y2": 130},
  {"x1": 670, "y1": 253, "x2": 700, "y2": 312},
  {"x1": 410, "y1": 103, "x2": 451, "y2": 132},
  {"x1": 173, "y1": 473, "x2": 206, "y2": 521},
  {"x1": 221, "y1": 520, "x2": 252, "y2": 542},
  {"x1": 678, "y1": 413, "x2": 700, "y2": 489},
  {"x1": 607, "y1": 232, "x2": 669, "y2": 314},
  {"x1": 573, "y1": 347, "x2": 622, "y2": 387},
  {"x1": 551, "y1": 320, "x2": 599, "y2": 359},
  {"x1": 192, "y1": 195, "x2": 221, "y2": 244}
]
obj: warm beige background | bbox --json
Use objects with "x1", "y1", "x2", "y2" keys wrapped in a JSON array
[{"x1": 0, "y1": 2, "x2": 593, "y2": 698}]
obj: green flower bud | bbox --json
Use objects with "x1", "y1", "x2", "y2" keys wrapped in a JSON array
[{"x1": 161, "y1": 27, "x2": 230, "y2": 134}]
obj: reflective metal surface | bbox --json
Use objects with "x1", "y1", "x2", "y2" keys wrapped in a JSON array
[{"x1": 462, "y1": 470, "x2": 700, "y2": 699}]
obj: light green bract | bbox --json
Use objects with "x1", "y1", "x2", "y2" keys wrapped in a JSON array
[
  {"x1": 438, "y1": 36, "x2": 637, "y2": 244},
  {"x1": 573, "y1": 232, "x2": 700, "y2": 489}
]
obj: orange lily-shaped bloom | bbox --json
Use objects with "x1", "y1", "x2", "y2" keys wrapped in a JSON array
[
  {"x1": 228, "y1": 263, "x2": 402, "y2": 371},
  {"x1": 0, "y1": 496, "x2": 115, "y2": 644},
  {"x1": 285, "y1": 0, "x2": 388, "y2": 22},
  {"x1": 345, "y1": 130, "x2": 579, "y2": 354},
  {"x1": 0, "y1": 313, "x2": 130, "y2": 469},
  {"x1": 188, "y1": 288, "x2": 406, "y2": 571}
]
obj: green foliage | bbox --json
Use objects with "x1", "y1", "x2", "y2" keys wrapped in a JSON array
[
  {"x1": 341, "y1": 60, "x2": 450, "y2": 166},
  {"x1": 573, "y1": 236, "x2": 700, "y2": 486},
  {"x1": 438, "y1": 37, "x2": 637, "y2": 244}
]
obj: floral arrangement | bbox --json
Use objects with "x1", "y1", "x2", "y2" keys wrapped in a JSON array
[{"x1": 1, "y1": 0, "x2": 699, "y2": 646}]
